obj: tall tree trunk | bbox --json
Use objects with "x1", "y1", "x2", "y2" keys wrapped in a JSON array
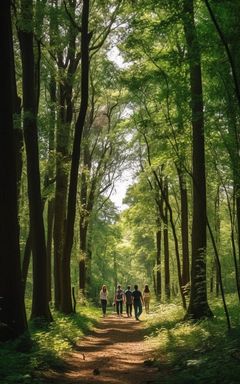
[
  {"x1": 144, "y1": 141, "x2": 185, "y2": 307},
  {"x1": 224, "y1": 184, "x2": 240, "y2": 301},
  {"x1": 79, "y1": 199, "x2": 94, "y2": 294},
  {"x1": 12, "y1": 63, "x2": 23, "y2": 200},
  {"x1": 156, "y1": 217, "x2": 162, "y2": 300},
  {"x1": 79, "y1": 145, "x2": 96, "y2": 294},
  {"x1": 79, "y1": 158, "x2": 88, "y2": 294},
  {"x1": 46, "y1": 68, "x2": 56, "y2": 303},
  {"x1": 47, "y1": 199, "x2": 54, "y2": 302},
  {"x1": 62, "y1": 0, "x2": 91, "y2": 313},
  {"x1": 113, "y1": 252, "x2": 118, "y2": 293},
  {"x1": 18, "y1": 0, "x2": 52, "y2": 321},
  {"x1": 86, "y1": 229, "x2": 93, "y2": 289},
  {"x1": 0, "y1": 0, "x2": 27, "y2": 341},
  {"x1": 163, "y1": 182, "x2": 170, "y2": 301},
  {"x1": 51, "y1": 0, "x2": 81, "y2": 312},
  {"x1": 214, "y1": 185, "x2": 220, "y2": 296},
  {"x1": 21, "y1": 234, "x2": 31, "y2": 295},
  {"x1": 79, "y1": 224, "x2": 88, "y2": 293},
  {"x1": 53, "y1": 84, "x2": 70, "y2": 309},
  {"x1": 177, "y1": 166, "x2": 190, "y2": 286},
  {"x1": 207, "y1": 219, "x2": 231, "y2": 330},
  {"x1": 183, "y1": 0, "x2": 213, "y2": 319}
]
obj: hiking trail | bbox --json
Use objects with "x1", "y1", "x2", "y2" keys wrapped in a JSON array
[{"x1": 42, "y1": 314, "x2": 162, "y2": 384}]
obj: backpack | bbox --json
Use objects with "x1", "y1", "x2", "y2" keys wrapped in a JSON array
[{"x1": 116, "y1": 289, "x2": 123, "y2": 300}]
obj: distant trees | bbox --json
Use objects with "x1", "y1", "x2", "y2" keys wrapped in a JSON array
[{"x1": 116, "y1": 0, "x2": 240, "y2": 322}]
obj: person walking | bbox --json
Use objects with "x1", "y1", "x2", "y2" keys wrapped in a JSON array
[
  {"x1": 143, "y1": 284, "x2": 151, "y2": 314},
  {"x1": 100, "y1": 285, "x2": 108, "y2": 317},
  {"x1": 132, "y1": 284, "x2": 143, "y2": 321},
  {"x1": 125, "y1": 285, "x2": 133, "y2": 317},
  {"x1": 115, "y1": 284, "x2": 125, "y2": 317}
]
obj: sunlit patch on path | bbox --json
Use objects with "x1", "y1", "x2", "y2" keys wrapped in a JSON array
[{"x1": 42, "y1": 314, "x2": 160, "y2": 384}]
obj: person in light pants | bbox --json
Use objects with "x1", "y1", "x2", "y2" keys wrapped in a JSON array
[{"x1": 143, "y1": 284, "x2": 151, "y2": 314}]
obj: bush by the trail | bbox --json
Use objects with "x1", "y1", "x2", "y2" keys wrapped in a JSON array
[
  {"x1": 0, "y1": 307, "x2": 100, "y2": 384},
  {"x1": 144, "y1": 296, "x2": 240, "y2": 384}
]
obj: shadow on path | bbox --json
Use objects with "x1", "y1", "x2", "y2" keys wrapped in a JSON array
[{"x1": 42, "y1": 314, "x2": 160, "y2": 384}]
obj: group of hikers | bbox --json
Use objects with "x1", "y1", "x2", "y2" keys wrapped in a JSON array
[{"x1": 99, "y1": 284, "x2": 151, "y2": 321}]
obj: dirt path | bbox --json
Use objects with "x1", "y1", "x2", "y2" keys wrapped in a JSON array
[{"x1": 42, "y1": 314, "x2": 161, "y2": 384}]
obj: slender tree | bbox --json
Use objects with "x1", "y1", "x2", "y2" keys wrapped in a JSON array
[
  {"x1": 163, "y1": 180, "x2": 170, "y2": 301},
  {"x1": 18, "y1": 0, "x2": 52, "y2": 321},
  {"x1": 51, "y1": 0, "x2": 81, "y2": 311},
  {"x1": 61, "y1": 0, "x2": 91, "y2": 313},
  {"x1": 155, "y1": 207, "x2": 162, "y2": 300},
  {"x1": 176, "y1": 166, "x2": 190, "y2": 286}
]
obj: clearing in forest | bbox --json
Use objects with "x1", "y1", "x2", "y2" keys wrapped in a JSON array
[{"x1": 42, "y1": 314, "x2": 162, "y2": 384}]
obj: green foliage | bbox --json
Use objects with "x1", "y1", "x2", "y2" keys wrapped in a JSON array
[
  {"x1": 145, "y1": 295, "x2": 240, "y2": 384},
  {"x1": 0, "y1": 307, "x2": 99, "y2": 384},
  {"x1": 89, "y1": 199, "x2": 121, "y2": 299}
]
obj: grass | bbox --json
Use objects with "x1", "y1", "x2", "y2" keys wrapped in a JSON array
[
  {"x1": 0, "y1": 305, "x2": 100, "y2": 384},
  {"x1": 144, "y1": 295, "x2": 240, "y2": 384}
]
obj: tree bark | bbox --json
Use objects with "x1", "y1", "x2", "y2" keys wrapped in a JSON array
[
  {"x1": 51, "y1": 0, "x2": 81, "y2": 312},
  {"x1": 53, "y1": 82, "x2": 70, "y2": 309},
  {"x1": 163, "y1": 182, "x2": 170, "y2": 301},
  {"x1": 214, "y1": 185, "x2": 220, "y2": 296},
  {"x1": 21, "y1": 233, "x2": 31, "y2": 296},
  {"x1": 62, "y1": 0, "x2": 91, "y2": 313},
  {"x1": 0, "y1": 0, "x2": 27, "y2": 340},
  {"x1": 177, "y1": 166, "x2": 190, "y2": 286},
  {"x1": 155, "y1": 217, "x2": 162, "y2": 300},
  {"x1": 46, "y1": 62, "x2": 56, "y2": 304},
  {"x1": 79, "y1": 152, "x2": 88, "y2": 293},
  {"x1": 47, "y1": 199, "x2": 55, "y2": 302},
  {"x1": 183, "y1": 0, "x2": 213, "y2": 319},
  {"x1": 18, "y1": 0, "x2": 52, "y2": 321}
]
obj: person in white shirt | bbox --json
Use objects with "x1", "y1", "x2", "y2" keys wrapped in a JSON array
[{"x1": 100, "y1": 285, "x2": 108, "y2": 317}]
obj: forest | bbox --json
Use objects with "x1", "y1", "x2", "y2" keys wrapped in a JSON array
[{"x1": 1, "y1": 0, "x2": 240, "y2": 383}]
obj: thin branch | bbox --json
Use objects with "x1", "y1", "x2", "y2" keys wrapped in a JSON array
[
  {"x1": 63, "y1": 0, "x2": 82, "y2": 32},
  {"x1": 204, "y1": 0, "x2": 240, "y2": 107},
  {"x1": 89, "y1": 1, "x2": 122, "y2": 55},
  {"x1": 96, "y1": 184, "x2": 115, "y2": 212}
]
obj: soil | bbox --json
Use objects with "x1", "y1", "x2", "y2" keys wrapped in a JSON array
[{"x1": 41, "y1": 313, "x2": 162, "y2": 384}]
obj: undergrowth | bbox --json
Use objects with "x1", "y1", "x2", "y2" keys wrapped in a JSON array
[
  {"x1": 0, "y1": 306, "x2": 100, "y2": 384},
  {"x1": 144, "y1": 295, "x2": 240, "y2": 384}
]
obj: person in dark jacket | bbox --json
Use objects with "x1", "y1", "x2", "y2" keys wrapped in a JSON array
[
  {"x1": 132, "y1": 284, "x2": 143, "y2": 321},
  {"x1": 115, "y1": 284, "x2": 125, "y2": 317},
  {"x1": 125, "y1": 285, "x2": 133, "y2": 317}
]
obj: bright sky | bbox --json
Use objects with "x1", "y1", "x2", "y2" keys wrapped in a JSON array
[
  {"x1": 107, "y1": 47, "x2": 134, "y2": 210},
  {"x1": 110, "y1": 170, "x2": 133, "y2": 211},
  {"x1": 107, "y1": 46, "x2": 130, "y2": 69}
]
